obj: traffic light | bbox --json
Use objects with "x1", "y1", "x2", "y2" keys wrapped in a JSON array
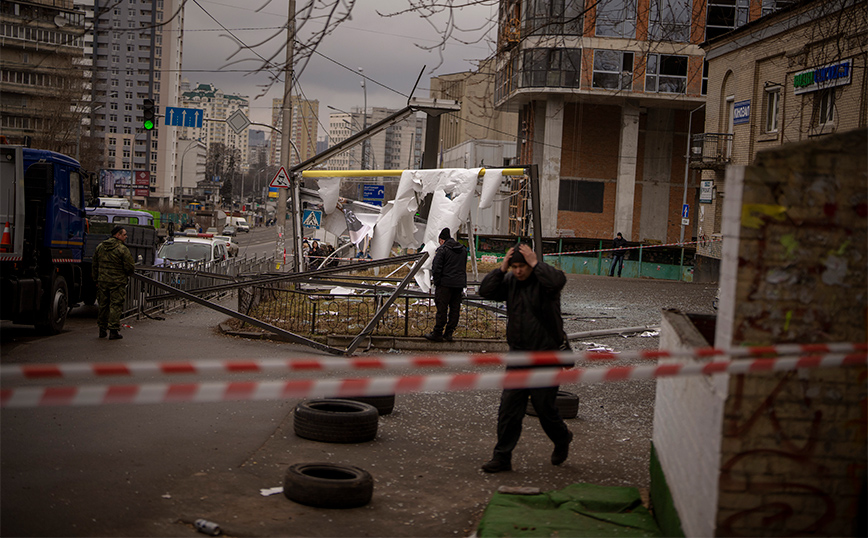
[{"x1": 143, "y1": 98, "x2": 155, "y2": 130}]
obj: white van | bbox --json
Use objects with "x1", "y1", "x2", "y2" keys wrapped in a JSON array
[{"x1": 228, "y1": 216, "x2": 250, "y2": 232}]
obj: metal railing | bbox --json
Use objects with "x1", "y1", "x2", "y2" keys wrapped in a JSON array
[
  {"x1": 689, "y1": 133, "x2": 733, "y2": 169},
  {"x1": 236, "y1": 285, "x2": 507, "y2": 339},
  {"x1": 122, "y1": 253, "x2": 277, "y2": 320}
]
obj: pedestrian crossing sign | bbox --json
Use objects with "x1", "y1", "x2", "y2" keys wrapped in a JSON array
[{"x1": 303, "y1": 209, "x2": 322, "y2": 229}]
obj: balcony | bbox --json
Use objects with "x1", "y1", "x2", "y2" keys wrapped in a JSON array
[{"x1": 689, "y1": 133, "x2": 733, "y2": 170}]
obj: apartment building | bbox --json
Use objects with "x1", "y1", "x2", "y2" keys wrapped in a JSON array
[
  {"x1": 691, "y1": 0, "x2": 867, "y2": 280},
  {"x1": 179, "y1": 82, "x2": 250, "y2": 173},
  {"x1": 0, "y1": 0, "x2": 87, "y2": 159},
  {"x1": 268, "y1": 96, "x2": 319, "y2": 168},
  {"x1": 494, "y1": 0, "x2": 796, "y2": 241},
  {"x1": 85, "y1": 0, "x2": 184, "y2": 208}
]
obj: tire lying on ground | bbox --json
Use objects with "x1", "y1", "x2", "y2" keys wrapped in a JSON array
[
  {"x1": 293, "y1": 399, "x2": 379, "y2": 443},
  {"x1": 344, "y1": 394, "x2": 395, "y2": 415},
  {"x1": 284, "y1": 462, "x2": 374, "y2": 508},
  {"x1": 526, "y1": 390, "x2": 579, "y2": 419}
]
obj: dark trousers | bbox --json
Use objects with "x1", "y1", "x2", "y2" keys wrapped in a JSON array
[
  {"x1": 492, "y1": 385, "x2": 571, "y2": 463},
  {"x1": 610, "y1": 254, "x2": 625, "y2": 276},
  {"x1": 433, "y1": 286, "x2": 463, "y2": 336},
  {"x1": 97, "y1": 282, "x2": 127, "y2": 330}
]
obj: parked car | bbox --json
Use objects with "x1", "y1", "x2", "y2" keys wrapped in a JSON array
[
  {"x1": 222, "y1": 225, "x2": 237, "y2": 236},
  {"x1": 156, "y1": 234, "x2": 229, "y2": 268},
  {"x1": 214, "y1": 235, "x2": 239, "y2": 257},
  {"x1": 206, "y1": 227, "x2": 219, "y2": 235}
]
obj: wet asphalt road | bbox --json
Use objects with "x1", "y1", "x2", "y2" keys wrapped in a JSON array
[{"x1": 0, "y1": 273, "x2": 717, "y2": 537}]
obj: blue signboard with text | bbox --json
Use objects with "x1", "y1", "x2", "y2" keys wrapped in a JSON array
[{"x1": 732, "y1": 100, "x2": 751, "y2": 125}]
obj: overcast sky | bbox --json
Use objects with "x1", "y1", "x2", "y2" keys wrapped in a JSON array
[{"x1": 181, "y1": 0, "x2": 498, "y2": 137}]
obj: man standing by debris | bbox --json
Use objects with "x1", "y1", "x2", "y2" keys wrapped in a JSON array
[
  {"x1": 477, "y1": 243, "x2": 573, "y2": 473},
  {"x1": 424, "y1": 227, "x2": 467, "y2": 343},
  {"x1": 93, "y1": 226, "x2": 135, "y2": 340},
  {"x1": 610, "y1": 232, "x2": 627, "y2": 277}
]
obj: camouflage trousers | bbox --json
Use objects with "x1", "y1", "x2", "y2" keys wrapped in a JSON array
[{"x1": 97, "y1": 281, "x2": 127, "y2": 330}]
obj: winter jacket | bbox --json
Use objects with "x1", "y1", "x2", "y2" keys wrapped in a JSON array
[
  {"x1": 478, "y1": 261, "x2": 566, "y2": 352},
  {"x1": 92, "y1": 237, "x2": 135, "y2": 284},
  {"x1": 432, "y1": 238, "x2": 467, "y2": 288},
  {"x1": 612, "y1": 236, "x2": 628, "y2": 255}
]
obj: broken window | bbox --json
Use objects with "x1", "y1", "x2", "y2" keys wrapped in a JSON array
[
  {"x1": 592, "y1": 50, "x2": 634, "y2": 90},
  {"x1": 595, "y1": 0, "x2": 638, "y2": 38}
]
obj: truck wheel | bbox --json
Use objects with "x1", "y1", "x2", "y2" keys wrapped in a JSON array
[
  {"x1": 293, "y1": 399, "x2": 379, "y2": 443},
  {"x1": 283, "y1": 462, "x2": 373, "y2": 508},
  {"x1": 36, "y1": 275, "x2": 69, "y2": 334}
]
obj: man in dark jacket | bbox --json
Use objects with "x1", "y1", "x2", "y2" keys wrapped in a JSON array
[
  {"x1": 477, "y1": 243, "x2": 573, "y2": 472},
  {"x1": 424, "y1": 227, "x2": 467, "y2": 342},
  {"x1": 92, "y1": 226, "x2": 135, "y2": 340},
  {"x1": 610, "y1": 232, "x2": 627, "y2": 277}
]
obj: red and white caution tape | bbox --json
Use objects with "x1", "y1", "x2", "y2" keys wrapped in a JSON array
[
  {"x1": 1, "y1": 353, "x2": 864, "y2": 408},
  {"x1": 556, "y1": 237, "x2": 723, "y2": 256},
  {"x1": 2, "y1": 342, "x2": 865, "y2": 381}
]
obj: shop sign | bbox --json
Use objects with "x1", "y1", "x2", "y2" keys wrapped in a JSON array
[{"x1": 793, "y1": 58, "x2": 852, "y2": 95}]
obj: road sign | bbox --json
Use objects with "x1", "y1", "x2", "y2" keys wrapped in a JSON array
[
  {"x1": 362, "y1": 184, "x2": 384, "y2": 199},
  {"x1": 681, "y1": 204, "x2": 690, "y2": 219},
  {"x1": 226, "y1": 110, "x2": 251, "y2": 134},
  {"x1": 269, "y1": 167, "x2": 290, "y2": 188},
  {"x1": 303, "y1": 209, "x2": 322, "y2": 229},
  {"x1": 164, "y1": 106, "x2": 204, "y2": 128}
]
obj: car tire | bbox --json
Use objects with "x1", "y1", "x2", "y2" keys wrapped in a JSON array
[
  {"x1": 36, "y1": 275, "x2": 68, "y2": 334},
  {"x1": 293, "y1": 399, "x2": 379, "y2": 443},
  {"x1": 283, "y1": 462, "x2": 373, "y2": 509},
  {"x1": 526, "y1": 390, "x2": 579, "y2": 419},
  {"x1": 344, "y1": 394, "x2": 395, "y2": 415}
]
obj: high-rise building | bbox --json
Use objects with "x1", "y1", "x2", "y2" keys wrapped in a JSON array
[
  {"x1": 268, "y1": 96, "x2": 319, "y2": 168},
  {"x1": 85, "y1": 0, "x2": 185, "y2": 208},
  {"x1": 178, "y1": 82, "x2": 250, "y2": 173},
  {"x1": 0, "y1": 0, "x2": 87, "y2": 159},
  {"x1": 494, "y1": 0, "x2": 795, "y2": 241}
]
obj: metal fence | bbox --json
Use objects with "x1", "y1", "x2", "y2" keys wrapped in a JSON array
[
  {"x1": 122, "y1": 253, "x2": 277, "y2": 320},
  {"x1": 236, "y1": 284, "x2": 507, "y2": 339}
]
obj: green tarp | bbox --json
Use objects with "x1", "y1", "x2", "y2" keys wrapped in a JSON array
[{"x1": 476, "y1": 483, "x2": 663, "y2": 537}]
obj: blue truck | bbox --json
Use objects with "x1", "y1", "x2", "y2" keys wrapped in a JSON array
[{"x1": 0, "y1": 145, "x2": 156, "y2": 333}]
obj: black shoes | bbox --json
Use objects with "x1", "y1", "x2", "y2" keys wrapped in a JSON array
[
  {"x1": 551, "y1": 431, "x2": 574, "y2": 465},
  {"x1": 444, "y1": 334, "x2": 454, "y2": 342},
  {"x1": 481, "y1": 459, "x2": 512, "y2": 473},
  {"x1": 99, "y1": 328, "x2": 107, "y2": 338},
  {"x1": 109, "y1": 330, "x2": 123, "y2": 340},
  {"x1": 423, "y1": 332, "x2": 443, "y2": 342}
]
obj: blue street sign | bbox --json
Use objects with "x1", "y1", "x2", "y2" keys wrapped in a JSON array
[
  {"x1": 302, "y1": 209, "x2": 322, "y2": 229},
  {"x1": 165, "y1": 106, "x2": 204, "y2": 128},
  {"x1": 362, "y1": 184, "x2": 385, "y2": 199},
  {"x1": 733, "y1": 100, "x2": 750, "y2": 125},
  {"x1": 682, "y1": 204, "x2": 690, "y2": 219}
]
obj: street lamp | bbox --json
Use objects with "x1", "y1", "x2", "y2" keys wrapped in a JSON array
[{"x1": 178, "y1": 139, "x2": 205, "y2": 211}]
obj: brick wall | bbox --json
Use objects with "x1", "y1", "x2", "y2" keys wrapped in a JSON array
[{"x1": 717, "y1": 128, "x2": 867, "y2": 536}]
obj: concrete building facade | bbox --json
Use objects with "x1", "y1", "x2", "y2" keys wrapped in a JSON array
[
  {"x1": 0, "y1": 0, "x2": 87, "y2": 158},
  {"x1": 268, "y1": 96, "x2": 319, "y2": 168},
  {"x1": 179, "y1": 82, "x2": 250, "y2": 173},
  {"x1": 494, "y1": 0, "x2": 797, "y2": 244},
  {"x1": 86, "y1": 0, "x2": 184, "y2": 209},
  {"x1": 691, "y1": 0, "x2": 867, "y2": 280}
]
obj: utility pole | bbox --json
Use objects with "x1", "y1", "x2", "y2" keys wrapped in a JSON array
[{"x1": 277, "y1": 0, "x2": 296, "y2": 271}]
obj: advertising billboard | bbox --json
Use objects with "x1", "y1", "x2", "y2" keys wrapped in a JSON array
[{"x1": 99, "y1": 170, "x2": 150, "y2": 197}]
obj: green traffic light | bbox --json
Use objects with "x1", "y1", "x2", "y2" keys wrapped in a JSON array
[{"x1": 144, "y1": 120, "x2": 155, "y2": 130}]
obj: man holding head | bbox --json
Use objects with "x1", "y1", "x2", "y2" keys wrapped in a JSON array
[
  {"x1": 477, "y1": 243, "x2": 573, "y2": 473},
  {"x1": 92, "y1": 225, "x2": 135, "y2": 340},
  {"x1": 424, "y1": 227, "x2": 467, "y2": 343}
]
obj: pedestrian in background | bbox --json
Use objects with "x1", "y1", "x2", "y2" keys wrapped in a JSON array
[
  {"x1": 309, "y1": 241, "x2": 324, "y2": 269},
  {"x1": 424, "y1": 228, "x2": 467, "y2": 343},
  {"x1": 477, "y1": 243, "x2": 573, "y2": 473},
  {"x1": 610, "y1": 232, "x2": 627, "y2": 277},
  {"x1": 92, "y1": 226, "x2": 135, "y2": 340}
]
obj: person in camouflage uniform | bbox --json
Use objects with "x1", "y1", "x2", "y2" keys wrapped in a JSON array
[{"x1": 93, "y1": 226, "x2": 135, "y2": 340}]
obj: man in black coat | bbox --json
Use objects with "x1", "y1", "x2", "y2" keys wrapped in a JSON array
[
  {"x1": 424, "y1": 227, "x2": 467, "y2": 342},
  {"x1": 610, "y1": 232, "x2": 627, "y2": 277},
  {"x1": 477, "y1": 243, "x2": 573, "y2": 473}
]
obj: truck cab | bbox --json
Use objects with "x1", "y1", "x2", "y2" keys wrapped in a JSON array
[{"x1": 0, "y1": 145, "x2": 88, "y2": 333}]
